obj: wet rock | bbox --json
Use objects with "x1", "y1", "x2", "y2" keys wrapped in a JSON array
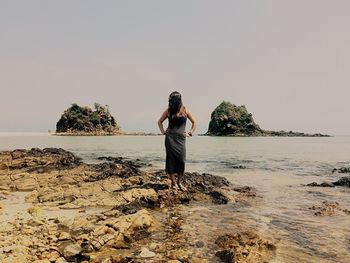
[
  {"x1": 132, "y1": 228, "x2": 151, "y2": 241},
  {"x1": 215, "y1": 231, "x2": 276, "y2": 263},
  {"x1": 332, "y1": 167, "x2": 350, "y2": 174},
  {"x1": 215, "y1": 250, "x2": 235, "y2": 263},
  {"x1": 114, "y1": 195, "x2": 159, "y2": 215},
  {"x1": 209, "y1": 191, "x2": 230, "y2": 204},
  {"x1": 87, "y1": 162, "x2": 141, "y2": 181},
  {"x1": 307, "y1": 176, "x2": 350, "y2": 188},
  {"x1": 232, "y1": 165, "x2": 247, "y2": 169},
  {"x1": 309, "y1": 201, "x2": 350, "y2": 216},
  {"x1": 141, "y1": 182, "x2": 169, "y2": 191},
  {"x1": 307, "y1": 182, "x2": 334, "y2": 187},
  {"x1": 333, "y1": 176, "x2": 350, "y2": 187},
  {"x1": 183, "y1": 172, "x2": 232, "y2": 192},
  {"x1": 0, "y1": 148, "x2": 81, "y2": 171},
  {"x1": 97, "y1": 156, "x2": 149, "y2": 168}
]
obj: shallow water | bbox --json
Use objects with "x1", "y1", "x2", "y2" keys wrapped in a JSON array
[{"x1": 1, "y1": 133, "x2": 350, "y2": 262}]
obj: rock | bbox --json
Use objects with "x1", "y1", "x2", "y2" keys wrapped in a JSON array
[
  {"x1": 48, "y1": 251, "x2": 61, "y2": 261},
  {"x1": 106, "y1": 209, "x2": 155, "y2": 235},
  {"x1": 14, "y1": 176, "x2": 39, "y2": 191},
  {"x1": 195, "y1": 240, "x2": 205, "y2": 248},
  {"x1": 333, "y1": 176, "x2": 350, "y2": 187},
  {"x1": 56, "y1": 258, "x2": 68, "y2": 263},
  {"x1": 114, "y1": 196, "x2": 159, "y2": 215},
  {"x1": 121, "y1": 188, "x2": 158, "y2": 203},
  {"x1": 215, "y1": 250, "x2": 235, "y2": 263},
  {"x1": 307, "y1": 182, "x2": 334, "y2": 187},
  {"x1": 215, "y1": 231, "x2": 276, "y2": 263},
  {"x1": 206, "y1": 101, "x2": 329, "y2": 137},
  {"x1": 25, "y1": 190, "x2": 39, "y2": 203},
  {"x1": 307, "y1": 176, "x2": 350, "y2": 188},
  {"x1": 233, "y1": 186, "x2": 257, "y2": 197},
  {"x1": 58, "y1": 241, "x2": 82, "y2": 260},
  {"x1": 309, "y1": 201, "x2": 349, "y2": 216},
  {"x1": 191, "y1": 258, "x2": 209, "y2": 263},
  {"x1": 183, "y1": 172, "x2": 232, "y2": 191},
  {"x1": 57, "y1": 232, "x2": 71, "y2": 241},
  {"x1": 27, "y1": 205, "x2": 42, "y2": 215},
  {"x1": 232, "y1": 165, "x2": 246, "y2": 169},
  {"x1": 209, "y1": 190, "x2": 230, "y2": 204},
  {"x1": 168, "y1": 249, "x2": 189, "y2": 261},
  {"x1": 332, "y1": 167, "x2": 350, "y2": 174},
  {"x1": 56, "y1": 103, "x2": 122, "y2": 135},
  {"x1": 206, "y1": 101, "x2": 263, "y2": 136},
  {"x1": 138, "y1": 247, "x2": 156, "y2": 258}
]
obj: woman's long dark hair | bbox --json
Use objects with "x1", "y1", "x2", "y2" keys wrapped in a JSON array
[{"x1": 168, "y1": 91, "x2": 183, "y2": 120}]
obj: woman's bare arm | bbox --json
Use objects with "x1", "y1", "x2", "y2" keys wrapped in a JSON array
[
  {"x1": 186, "y1": 109, "x2": 197, "y2": 136},
  {"x1": 158, "y1": 109, "x2": 168, "y2": 135}
]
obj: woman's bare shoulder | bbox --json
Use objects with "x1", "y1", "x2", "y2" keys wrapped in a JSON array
[{"x1": 183, "y1": 106, "x2": 190, "y2": 114}]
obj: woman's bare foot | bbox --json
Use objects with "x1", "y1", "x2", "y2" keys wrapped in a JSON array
[
  {"x1": 178, "y1": 183, "x2": 187, "y2": 192},
  {"x1": 171, "y1": 182, "x2": 179, "y2": 191}
]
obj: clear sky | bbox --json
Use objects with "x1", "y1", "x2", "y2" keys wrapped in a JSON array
[{"x1": 1, "y1": 1, "x2": 349, "y2": 135}]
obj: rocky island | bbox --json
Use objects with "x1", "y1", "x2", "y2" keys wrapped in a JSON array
[
  {"x1": 0, "y1": 148, "x2": 276, "y2": 262},
  {"x1": 206, "y1": 101, "x2": 329, "y2": 137},
  {"x1": 55, "y1": 103, "x2": 122, "y2": 136}
]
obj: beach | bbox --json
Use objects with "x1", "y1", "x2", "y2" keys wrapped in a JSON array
[{"x1": 0, "y1": 134, "x2": 349, "y2": 262}]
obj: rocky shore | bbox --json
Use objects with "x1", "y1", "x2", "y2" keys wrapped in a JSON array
[{"x1": 0, "y1": 148, "x2": 276, "y2": 263}]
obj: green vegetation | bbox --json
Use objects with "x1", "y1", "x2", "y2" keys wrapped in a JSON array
[
  {"x1": 206, "y1": 101, "x2": 329, "y2": 137},
  {"x1": 56, "y1": 103, "x2": 121, "y2": 134},
  {"x1": 207, "y1": 101, "x2": 263, "y2": 136}
]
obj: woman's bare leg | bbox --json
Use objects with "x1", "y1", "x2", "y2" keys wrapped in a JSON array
[
  {"x1": 177, "y1": 174, "x2": 187, "y2": 191},
  {"x1": 170, "y1": 173, "x2": 178, "y2": 189}
]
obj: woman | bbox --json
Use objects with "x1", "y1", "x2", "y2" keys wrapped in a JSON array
[{"x1": 158, "y1": 91, "x2": 197, "y2": 191}]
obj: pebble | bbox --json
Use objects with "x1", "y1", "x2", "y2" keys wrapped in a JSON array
[{"x1": 139, "y1": 247, "x2": 156, "y2": 258}]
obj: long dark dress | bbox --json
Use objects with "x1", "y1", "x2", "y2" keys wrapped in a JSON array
[{"x1": 165, "y1": 113, "x2": 187, "y2": 175}]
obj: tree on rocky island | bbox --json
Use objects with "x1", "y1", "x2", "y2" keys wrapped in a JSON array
[
  {"x1": 56, "y1": 103, "x2": 121, "y2": 135},
  {"x1": 207, "y1": 101, "x2": 263, "y2": 136},
  {"x1": 206, "y1": 101, "x2": 329, "y2": 137}
]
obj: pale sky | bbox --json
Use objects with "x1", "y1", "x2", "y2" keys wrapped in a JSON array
[{"x1": 0, "y1": 1, "x2": 349, "y2": 135}]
